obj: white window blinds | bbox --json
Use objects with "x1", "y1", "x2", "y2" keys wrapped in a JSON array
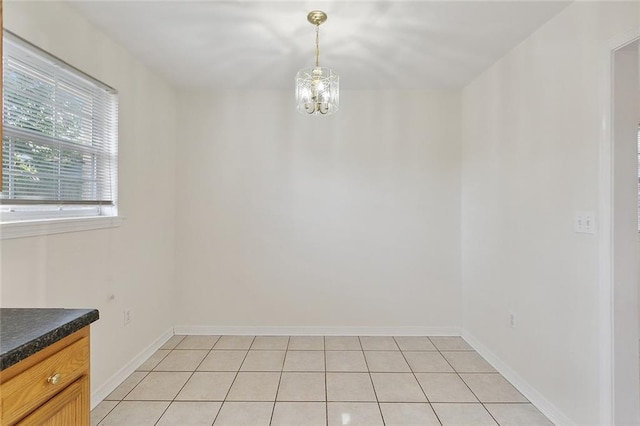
[{"x1": 1, "y1": 31, "x2": 118, "y2": 220}]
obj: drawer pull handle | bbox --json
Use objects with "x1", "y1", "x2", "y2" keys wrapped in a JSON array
[{"x1": 47, "y1": 373, "x2": 61, "y2": 385}]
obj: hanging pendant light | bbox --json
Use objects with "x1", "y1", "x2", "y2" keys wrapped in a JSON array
[{"x1": 295, "y1": 10, "x2": 339, "y2": 116}]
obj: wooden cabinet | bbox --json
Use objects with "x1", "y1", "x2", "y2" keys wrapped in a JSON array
[{"x1": 0, "y1": 327, "x2": 91, "y2": 426}]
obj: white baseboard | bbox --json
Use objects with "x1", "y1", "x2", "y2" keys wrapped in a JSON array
[
  {"x1": 173, "y1": 325, "x2": 461, "y2": 336},
  {"x1": 461, "y1": 329, "x2": 574, "y2": 426},
  {"x1": 91, "y1": 327, "x2": 174, "y2": 409}
]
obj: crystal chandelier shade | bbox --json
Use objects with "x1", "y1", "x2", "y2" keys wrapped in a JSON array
[
  {"x1": 295, "y1": 67, "x2": 339, "y2": 115},
  {"x1": 295, "y1": 11, "x2": 339, "y2": 116}
]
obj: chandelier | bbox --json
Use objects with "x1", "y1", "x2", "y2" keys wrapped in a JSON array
[{"x1": 295, "y1": 10, "x2": 339, "y2": 116}]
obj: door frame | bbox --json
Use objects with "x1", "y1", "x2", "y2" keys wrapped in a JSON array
[{"x1": 598, "y1": 30, "x2": 640, "y2": 425}]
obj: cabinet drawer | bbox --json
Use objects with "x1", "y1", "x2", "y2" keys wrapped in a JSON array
[
  {"x1": 17, "y1": 376, "x2": 89, "y2": 426},
  {"x1": 1, "y1": 337, "x2": 89, "y2": 425}
]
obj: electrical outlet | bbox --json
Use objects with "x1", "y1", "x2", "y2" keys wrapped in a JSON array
[
  {"x1": 575, "y1": 211, "x2": 596, "y2": 234},
  {"x1": 124, "y1": 308, "x2": 132, "y2": 326}
]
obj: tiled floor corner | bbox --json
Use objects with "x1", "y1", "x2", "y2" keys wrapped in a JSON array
[{"x1": 92, "y1": 335, "x2": 554, "y2": 426}]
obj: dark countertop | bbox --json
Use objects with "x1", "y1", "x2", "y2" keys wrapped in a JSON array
[{"x1": 0, "y1": 308, "x2": 99, "y2": 371}]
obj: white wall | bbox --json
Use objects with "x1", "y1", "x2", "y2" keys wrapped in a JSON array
[
  {"x1": 0, "y1": 1, "x2": 178, "y2": 399},
  {"x1": 174, "y1": 90, "x2": 462, "y2": 331},
  {"x1": 461, "y1": 2, "x2": 640, "y2": 425}
]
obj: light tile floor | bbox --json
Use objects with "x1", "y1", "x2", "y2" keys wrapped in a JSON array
[{"x1": 92, "y1": 335, "x2": 554, "y2": 426}]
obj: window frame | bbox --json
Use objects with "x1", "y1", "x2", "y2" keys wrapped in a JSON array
[{"x1": 0, "y1": 31, "x2": 121, "y2": 238}]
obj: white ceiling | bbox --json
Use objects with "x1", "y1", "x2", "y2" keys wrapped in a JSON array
[{"x1": 69, "y1": 1, "x2": 570, "y2": 90}]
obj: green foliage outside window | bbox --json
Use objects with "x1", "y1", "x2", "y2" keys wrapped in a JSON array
[{"x1": 2, "y1": 66, "x2": 91, "y2": 201}]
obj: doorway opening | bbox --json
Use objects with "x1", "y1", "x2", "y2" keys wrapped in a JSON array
[{"x1": 606, "y1": 37, "x2": 640, "y2": 425}]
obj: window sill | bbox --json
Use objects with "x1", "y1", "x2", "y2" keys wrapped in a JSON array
[{"x1": 0, "y1": 216, "x2": 124, "y2": 240}]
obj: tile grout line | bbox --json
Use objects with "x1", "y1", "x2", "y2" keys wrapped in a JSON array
[
  {"x1": 94, "y1": 400, "x2": 122, "y2": 426},
  {"x1": 358, "y1": 336, "x2": 386, "y2": 425},
  {"x1": 98, "y1": 335, "x2": 186, "y2": 426},
  {"x1": 154, "y1": 335, "x2": 221, "y2": 426},
  {"x1": 428, "y1": 336, "x2": 503, "y2": 426},
  {"x1": 96, "y1": 398, "x2": 493, "y2": 403},
  {"x1": 110, "y1": 338, "x2": 179, "y2": 401},
  {"x1": 210, "y1": 335, "x2": 256, "y2": 426},
  {"x1": 268, "y1": 336, "x2": 290, "y2": 426},
  {"x1": 394, "y1": 336, "x2": 444, "y2": 426},
  {"x1": 107, "y1": 370, "x2": 152, "y2": 402},
  {"x1": 324, "y1": 336, "x2": 328, "y2": 426}
]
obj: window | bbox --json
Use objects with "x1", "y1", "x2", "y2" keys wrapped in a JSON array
[{"x1": 1, "y1": 31, "x2": 118, "y2": 227}]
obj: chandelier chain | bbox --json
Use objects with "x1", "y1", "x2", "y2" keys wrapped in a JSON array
[{"x1": 315, "y1": 24, "x2": 320, "y2": 68}]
